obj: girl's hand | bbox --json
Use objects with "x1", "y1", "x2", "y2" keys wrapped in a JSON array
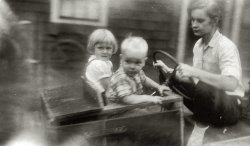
[{"x1": 153, "y1": 60, "x2": 173, "y2": 73}]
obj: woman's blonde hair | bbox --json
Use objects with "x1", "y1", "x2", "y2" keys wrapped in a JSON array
[
  {"x1": 87, "y1": 29, "x2": 118, "y2": 54},
  {"x1": 188, "y1": 0, "x2": 223, "y2": 25}
]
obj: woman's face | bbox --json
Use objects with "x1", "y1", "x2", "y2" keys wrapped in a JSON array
[
  {"x1": 190, "y1": 9, "x2": 214, "y2": 37},
  {"x1": 94, "y1": 42, "x2": 113, "y2": 61}
]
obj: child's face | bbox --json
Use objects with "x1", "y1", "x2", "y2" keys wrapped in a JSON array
[
  {"x1": 190, "y1": 8, "x2": 214, "y2": 37},
  {"x1": 121, "y1": 49, "x2": 147, "y2": 77},
  {"x1": 94, "y1": 42, "x2": 113, "y2": 61}
]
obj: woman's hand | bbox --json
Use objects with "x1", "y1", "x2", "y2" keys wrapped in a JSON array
[
  {"x1": 176, "y1": 63, "x2": 197, "y2": 78},
  {"x1": 153, "y1": 60, "x2": 173, "y2": 73},
  {"x1": 177, "y1": 64, "x2": 238, "y2": 91}
]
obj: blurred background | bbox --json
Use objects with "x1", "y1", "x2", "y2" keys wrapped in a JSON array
[{"x1": 0, "y1": 0, "x2": 249, "y2": 145}]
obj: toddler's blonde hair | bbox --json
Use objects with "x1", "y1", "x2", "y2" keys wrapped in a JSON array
[{"x1": 121, "y1": 36, "x2": 148, "y2": 56}]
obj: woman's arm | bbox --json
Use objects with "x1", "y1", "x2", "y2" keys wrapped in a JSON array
[
  {"x1": 154, "y1": 60, "x2": 194, "y2": 84},
  {"x1": 176, "y1": 64, "x2": 238, "y2": 91}
]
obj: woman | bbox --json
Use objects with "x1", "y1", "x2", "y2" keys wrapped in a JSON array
[{"x1": 155, "y1": 0, "x2": 245, "y2": 126}]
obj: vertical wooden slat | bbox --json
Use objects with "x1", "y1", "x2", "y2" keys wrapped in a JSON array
[
  {"x1": 222, "y1": 0, "x2": 234, "y2": 36},
  {"x1": 231, "y1": 0, "x2": 245, "y2": 45},
  {"x1": 176, "y1": 0, "x2": 190, "y2": 62}
]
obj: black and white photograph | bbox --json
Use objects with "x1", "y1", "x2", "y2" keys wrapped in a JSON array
[{"x1": 0, "y1": 0, "x2": 250, "y2": 145}]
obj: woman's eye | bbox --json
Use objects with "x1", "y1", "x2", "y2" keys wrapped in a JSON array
[
  {"x1": 191, "y1": 19, "x2": 204, "y2": 24},
  {"x1": 197, "y1": 19, "x2": 204, "y2": 23}
]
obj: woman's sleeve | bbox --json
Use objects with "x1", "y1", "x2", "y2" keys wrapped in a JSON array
[{"x1": 219, "y1": 43, "x2": 241, "y2": 81}]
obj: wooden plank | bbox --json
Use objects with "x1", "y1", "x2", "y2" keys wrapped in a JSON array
[
  {"x1": 46, "y1": 23, "x2": 96, "y2": 36},
  {"x1": 109, "y1": 18, "x2": 171, "y2": 31},
  {"x1": 102, "y1": 94, "x2": 182, "y2": 115},
  {"x1": 109, "y1": 9, "x2": 172, "y2": 22},
  {"x1": 41, "y1": 81, "x2": 103, "y2": 125},
  {"x1": 52, "y1": 110, "x2": 183, "y2": 146},
  {"x1": 8, "y1": 0, "x2": 49, "y2": 4},
  {"x1": 147, "y1": 40, "x2": 171, "y2": 50},
  {"x1": 110, "y1": 28, "x2": 172, "y2": 41},
  {"x1": 109, "y1": 0, "x2": 175, "y2": 13},
  {"x1": 8, "y1": 1, "x2": 49, "y2": 13}
]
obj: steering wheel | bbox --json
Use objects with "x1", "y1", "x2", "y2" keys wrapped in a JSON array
[
  {"x1": 152, "y1": 50, "x2": 178, "y2": 84},
  {"x1": 152, "y1": 50, "x2": 192, "y2": 100}
]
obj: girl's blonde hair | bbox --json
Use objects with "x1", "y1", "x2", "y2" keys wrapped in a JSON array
[{"x1": 87, "y1": 29, "x2": 118, "y2": 54}]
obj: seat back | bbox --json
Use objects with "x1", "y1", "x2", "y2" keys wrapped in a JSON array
[
  {"x1": 41, "y1": 79, "x2": 103, "y2": 125},
  {"x1": 81, "y1": 76, "x2": 107, "y2": 106}
]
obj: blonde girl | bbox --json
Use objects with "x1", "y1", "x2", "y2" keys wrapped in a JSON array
[{"x1": 83, "y1": 29, "x2": 118, "y2": 93}]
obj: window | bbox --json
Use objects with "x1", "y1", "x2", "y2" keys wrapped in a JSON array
[{"x1": 50, "y1": 0, "x2": 109, "y2": 26}]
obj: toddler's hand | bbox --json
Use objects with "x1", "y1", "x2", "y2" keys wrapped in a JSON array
[
  {"x1": 153, "y1": 60, "x2": 165, "y2": 67},
  {"x1": 153, "y1": 60, "x2": 173, "y2": 73},
  {"x1": 158, "y1": 85, "x2": 170, "y2": 96},
  {"x1": 149, "y1": 96, "x2": 164, "y2": 104}
]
